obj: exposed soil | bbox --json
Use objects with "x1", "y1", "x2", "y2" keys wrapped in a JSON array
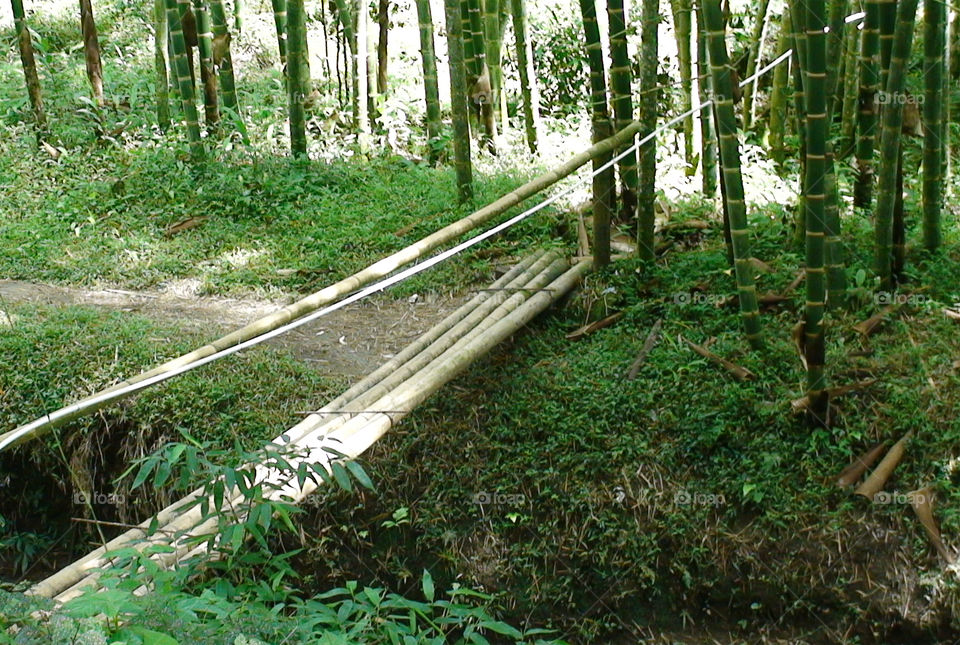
[{"x1": 0, "y1": 279, "x2": 467, "y2": 378}]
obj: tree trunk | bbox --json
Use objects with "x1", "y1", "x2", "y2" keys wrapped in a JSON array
[
  {"x1": 269, "y1": 0, "x2": 288, "y2": 70},
  {"x1": 357, "y1": 0, "x2": 371, "y2": 150},
  {"x1": 607, "y1": 0, "x2": 639, "y2": 224},
  {"x1": 366, "y1": 0, "x2": 379, "y2": 125},
  {"x1": 637, "y1": 0, "x2": 658, "y2": 261},
  {"x1": 192, "y1": 0, "x2": 220, "y2": 134},
  {"x1": 579, "y1": 0, "x2": 613, "y2": 266},
  {"x1": 208, "y1": 0, "x2": 240, "y2": 114},
  {"x1": 286, "y1": 0, "x2": 307, "y2": 156},
  {"x1": 702, "y1": 0, "x2": 763, "y2": 349},
  {"x1": 922, "y1": 0, "x2": 944, "y2": 251},
  {"x1": 166, "y1": 0, "x2": 204, "y2": 157},
  {"x1": 670, "y1": 0, "x2": 695, "y2": 174},
  {"x1": 799, "y1": 0, "x2": 829, "y2": 424},
  {"x1": 767, "y1": 9, "x2": 790, "y2": 167},
  {"x1": 414, "y1": 0, "x2": 442, "y2": 163},
  {"x1": 873, "y1": 0, "x2": 919, "y2": 290},
  {"x1": 510, "y1": 0, "x2": 539, "y2": 153},
  {"x1": 11, "y1": 0, "x2": 46, "y2": 134},
  {"x1": 741, "y1": 0, "x2": 770, "y2": 130},
  {"x1": 482, "y1": 0, "x2": 502, "y2": 144},
  {"x1": 154, "y1": 0, "x2": 171, "y2": 129},
  {"x1": 79, "y1": 0, "x2": 104, "y2": 106},
  {"x1": 694, "y1": 4, "x2": 716, "y2": 196},
  {"x1": 837, "y1": 17, "x2": 859, "y2": 158},
  {"x1": 377, "y1": 0, "x2": 389, "y2": 96},
  {"x1": 854, "y1": 0, "x2": 879, "y2": 208},
  {"x1": 444, "y1": 0, "x2": 474, "y2": 201}
]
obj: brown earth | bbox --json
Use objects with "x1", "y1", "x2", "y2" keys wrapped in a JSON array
[{"x1": 0, "y1": 279, "x2": 466, "y2": 378}]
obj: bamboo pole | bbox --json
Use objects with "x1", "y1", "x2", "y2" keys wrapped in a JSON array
[
  {"x1": 38, "y1": 255, "x2": 555, "y2": 599},
  {"x1": 0, "y1": 124, "x2": 640, "y2": 452},
  {"x1": 35, "y1": 255, "x2": 591, "y2": 601}
]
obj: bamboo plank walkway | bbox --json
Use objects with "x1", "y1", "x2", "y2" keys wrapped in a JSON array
[{"x1": 31, "y1": 250, "x2": 591, "y2": 602}]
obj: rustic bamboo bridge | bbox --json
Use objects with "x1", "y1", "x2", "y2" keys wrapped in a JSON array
[
  {"x1": 29, "y1": 250, "x2": 589, "y2": 601},
  {"x1": 5, "y1": 121, "x2": 643, "y2": 601}
]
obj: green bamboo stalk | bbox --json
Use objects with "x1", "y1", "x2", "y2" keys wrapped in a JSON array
[
  {"x1": 638, "y1": 0, "x2": 658, "y2": 261},
  {"x1": 703, "y1": 0, "x2": 763, "y2": 349},
  {"x1": 922, "y1": 0, "x2": 945, "y2": 251},
  {"x1": 270, "y1": 0, "x2": 287, "y2": 69},
  {"x1": 444, "y1": 0, "x2": 473, "y2": 201},
  {"x1": 166, "y1": 0, "x2": 204, "y2": 157},
  {"x1": 233, "y1": 0, "x2": 241, "y2": 31},
  {"x1": 11, "y1": 0, "x2": 46, "y2": 133},
  {"x1": 357, "y1": 0, "x2": 371, "y2": 150},
  {"x1": 192, "y1": 0, "x2": 220, "y2": 134},
  {"x1": 510, "y1": 0, "x2": 539, "y2": 153},
  {"x1": 768, "y1": 9, "x2": 790, "y2": 166},
  {"x1": 286, "y1": 0, "x2": 307, "y2": 156},
  {"x1": 333, "y1": 0, "x2": 360, "y2": 126},
  {"x1": 483, "y1": 0, "x2": 503, "y2": 132},
  {"x1": 377, "y1": 0, "x2": 389, "y2": 96},
  {"x1": 873, "y1": 0, "x2": 919, "y2": 290},
  {"x1": 825, "y1": 0, "x2": 849, "y2": 108},
  {"x1": 837, "y1": 18, "x2": 859, "y2": 158},
  {"x1": 154, "y1": 0, "x2": 171, "y2": 129},
  {"x1": 467, "y1": 0, "x2": 486, "y2": 80},
  {"x1": 414, "y1": 0, "x2": 442, "y2": 163},
  {"x1": 461, "y1": 0, "x2": 477, "y2": 80},
  {"x1": 854, "y1": 0, "x2": 879, "y2": 207},
  {"x1": 695, "y1": 5, "x2": 716, "y2": 196},
  {"x1": 741, "y1": 0, "x2": 771, "y2": 130},
  {"x1": 669, "y1": 0, "x2": 696, "y2": 175},
  {"x1": 790, "y1": 0, "x2": 808, "y2": 246},
  {"x1": 878, "y1": 0, "x2": 896, "y2": 89},
  {"x1": 801, "y1": 0, "x2": 829, "y2": 424},
  {"x1": 607, "y1": 0, "x2": 639, "y2": 221},
  {"x1": 579, "y1": 0, "x2": 613, "y2": 266},
  {"x1": 366, "y1": 0, "x2": 380, "y2": 124},
  {"x1": 466, "y1": 0, "x2": 492, "y2": 142},
  {"x1": 208, "y1": 0, "x2": 239, "y2": 113}
]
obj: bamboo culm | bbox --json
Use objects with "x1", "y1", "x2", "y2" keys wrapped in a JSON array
[{"x1": 703, "y1": 0, "x2": 763, "y2": 348}]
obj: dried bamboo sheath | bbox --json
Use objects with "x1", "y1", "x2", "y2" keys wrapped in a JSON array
[{"x1": 34, "y1": 252, "x2": 590, "y2": 602}]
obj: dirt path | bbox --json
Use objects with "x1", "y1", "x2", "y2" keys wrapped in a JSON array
[{"x1": 0, "y1": 280, "x2": 466, "y2": 377}]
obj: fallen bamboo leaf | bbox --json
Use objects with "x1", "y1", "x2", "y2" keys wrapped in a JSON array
[
  {"x1": 164, "y1": 216, "x2": 208, "y2": 237},
  {"x1": 626, "y1": 319, "x2": 663, "y2": 380},
  {"x1": 855, "y1": 432, "x2": 913, "y2": 500},
  {"x1": 566, "y1": 312, "x2": 623, "y2": 341},
  {"x1": 853, "y1": 305, "x2": 899, "y2": 337},
  {"x1": 835, "y1": 441, "x2": 888, "y2": 488},
  {"x1": 791, "y1": 379, "x2": 877, "y2": 415},
  {"x1": 944, "y1": 307, "x2": 960, "y2": 321},
  {"x1": 682, "y1": 336, "x2": 755, "y2": 381},
  {"x1": 910, "y1": 486, "x2": 956, "y2": 564}
]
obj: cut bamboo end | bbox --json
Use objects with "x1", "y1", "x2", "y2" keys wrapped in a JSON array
[{"x1": 854, "y1": 431, "x2": 913, "y2": 499}]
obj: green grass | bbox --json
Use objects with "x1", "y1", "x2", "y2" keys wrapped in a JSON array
[
  {"x1": 0, "y1": 140, "x2": 570, "y2": 299},
  {"x1": 296, "y1": 211, "x2": 960, "y2": 641}
]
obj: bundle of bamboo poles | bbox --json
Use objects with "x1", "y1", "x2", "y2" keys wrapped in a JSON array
[
  {"x1": 31, "y1": 251, "x2": 591, "y2": 602},
  {"x1": 0, "y1": 123, "x2": 639, "y2": 453}
]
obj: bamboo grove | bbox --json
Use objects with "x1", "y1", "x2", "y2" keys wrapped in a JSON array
[{"x1": 6, "y1": 0, "x2": 956, "y2": 428}]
